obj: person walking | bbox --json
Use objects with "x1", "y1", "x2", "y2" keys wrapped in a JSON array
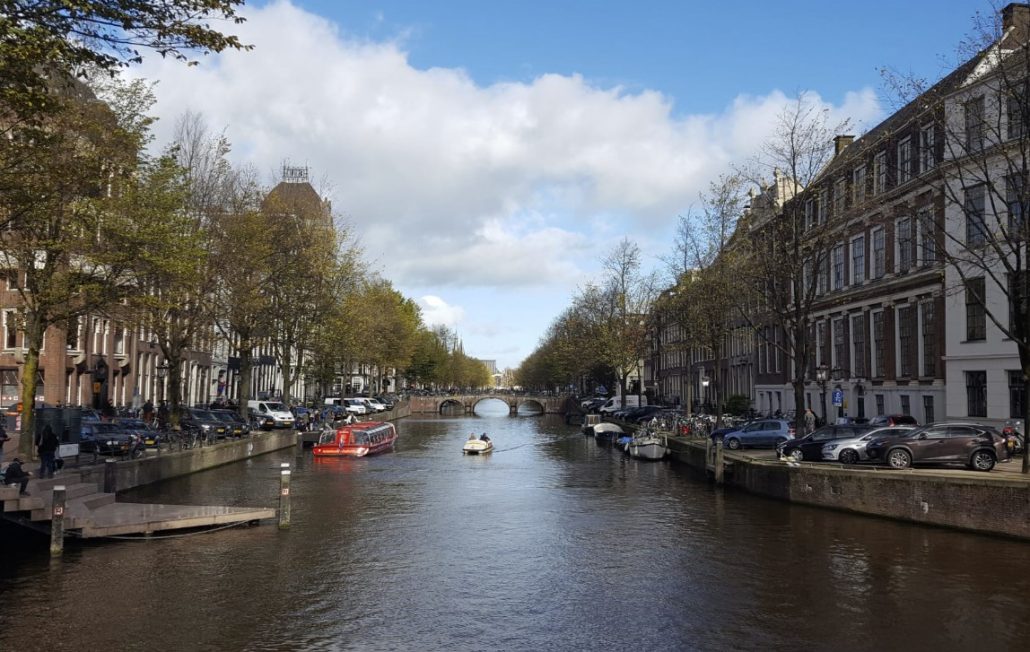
[
  {"x1": 142, "y1": 399, "x2": 155, "y2": 425},
  {"x1": 157, "y1": 400, "x2": 169, "y2": 429},
  {"x1": 804, "y1": 408, "x2": 816, "y2": 435},
  {"x1": 0, "y1": 421, "x2": 9, "y2": 467},
  {"x1": 36, "y1": 425, "x2": 59, "y2": 479}
]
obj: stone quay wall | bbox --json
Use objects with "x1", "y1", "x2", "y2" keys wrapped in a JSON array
[{"x1": 666, "y1": 437, "x2": 1030, "y2": 540}]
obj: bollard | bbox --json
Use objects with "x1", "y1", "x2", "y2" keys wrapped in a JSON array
[
  {"x1": 50, "y1": 485, "x2": 66, "y2": 557},
  {"x1": 278, "y1": 463, "x2": 291, "y2": 530},
  {"x1": 295, "y1": 431, "x2": 303, "y2": 455},
  {"x1": 714, "y1": 438, "x2": 725, "y2": 485},
  {"x1": 103, "y1": 458, "x2": 117, "y2": 494}
]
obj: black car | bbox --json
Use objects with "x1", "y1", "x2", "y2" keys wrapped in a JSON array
[
  {"x1": 866, "y1": 422, "x2": 1008, "y2": 471},
  {"x1": 182, "y1": 408, "x2": 229, "y2": 440},
  {"x1": 80, "y1": 422, "x2": 136, "y2": 456},
  {"x1": 630, "y1": 405, "x2": 666, "y2": 423},
  {"x1": 210, "y1": 409, "x2": 248, "y2": 437},
  {"x1": 778, "y1": 424, "x2": 875, "y2": 461},
  {"x1": 113, "y1": 417, "x2": 161, "y2": 448}
]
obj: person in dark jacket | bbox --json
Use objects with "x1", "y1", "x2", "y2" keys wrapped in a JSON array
[
  {"x1": 36, "y1": 425, "x2": 59, "y2": 479},
  {"x1": 4, "y1": 457, "x2": 31, "y2": 495}
]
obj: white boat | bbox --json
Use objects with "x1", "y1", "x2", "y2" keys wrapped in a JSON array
[
  {"x1": 628, "y1": 432, "x2": 668, "y2": 460},
  {"x1": 463, "y1": 438, "x2": 494, "y2": 455},
  {"x1": 591, "y1": 422, "x2": 624, "y2": 442}
]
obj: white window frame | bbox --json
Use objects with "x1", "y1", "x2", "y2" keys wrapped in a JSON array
[
  {"x1": 919, "y1": 123, "x2": 935, "y2": 173},
  {"x1": 851, "y1": 234, "x2": 866, "y2": 285},
  {"x1": 897, "y1": 137, "x2": 912, "y2": 184},
  {"x1": 874, "y1": 151, "x2": 887, "y2": 195},
  {"x1": 853, "y1": 165, "x2": 866, "y2": 204},
  {"x1": 872, "y1": 227, "x2": 886, "y2": 278}
]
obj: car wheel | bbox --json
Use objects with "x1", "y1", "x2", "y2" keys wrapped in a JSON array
[
  {"x1": 886, "y1": 448, "x2": 911, "y2": 469},
  {"x1": 726, "y1": 437, "x2": 741, "y2": 450},
  {"x1": 970, "y1": 450, "x2": 996, "y2": 471},
  {"x1": 839, "y1": 449, "x2": 859, "y2": 465},
  {"x1": 790, "y1": 449, "x2": 804, "y2": 462}
]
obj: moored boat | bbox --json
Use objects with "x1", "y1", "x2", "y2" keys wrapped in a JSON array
[
  {"x1": 463, "y1": 437, "x2": 494, "y2": 455},
  {"x1": 592, "y1": 422, "x2": 624, "y2": 444},
  {"x1": 313, "y1": 421, "x2": 397, "y2": 458},
  {"x1": 628, "y1": 431, "x2": 668, "y2": 460}
]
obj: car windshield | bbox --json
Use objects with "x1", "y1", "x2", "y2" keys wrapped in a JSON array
[
  {"x1": 265, "y1": 403, "x2": 287, "y2": 412},
  {"x1": 192, "y1": 409, "x2": 216, "y2": 420}
]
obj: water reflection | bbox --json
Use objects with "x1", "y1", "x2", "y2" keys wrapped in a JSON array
[{"x1": 1, "y1": 414, "x2": 1029, "y2": 651}]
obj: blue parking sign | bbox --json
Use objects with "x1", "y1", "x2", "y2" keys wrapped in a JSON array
[{"x1": 831, "y1": 388, "x2": 844, "y2": 407}]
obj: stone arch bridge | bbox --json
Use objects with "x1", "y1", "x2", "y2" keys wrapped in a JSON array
[{"x1": 410, "y1": 394, "x2": 570, "y2": 416}]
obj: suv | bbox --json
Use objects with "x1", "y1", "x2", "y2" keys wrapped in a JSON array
[
  {"x1": 868, "y1": 414, "x2": 919, "y2": 427},
  {"x1": 778, "y1": 424, "x2": 875, "y2": 461},
  {"x1": 722, "y1": 419, "x2": 795, "y2": 450},
  {"x1": 866, "y1": 422, "x2": 1007, "y2": 471}
]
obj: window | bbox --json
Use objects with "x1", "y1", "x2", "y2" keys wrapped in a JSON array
[
  {"x1": 873, "y1": 228, "x2": 886, "y2": 278},
  {"x1": 851, "y1": 235, "x2": 865, "y2": 284},
  {"x1": 897, "y1": 137, "x2": 912, "y2": 184},
  {"x1": 4, "y1": 269, "x2": 18, "y2": 290},
  {"x1": 853, "y1": 165, "x2": 867, "y2": 204},
  {"x1": 833, "y1": 318, "x2": 847, "y2": 373},
  {"x1": 834, "y1": 178, "x2": 847, "y2": 215},
  {"x1": 832, "y1": 244, "x2": 845, "y2": 290},
  {"x1": 966, "y1": 370, "x2": 987, "y2": 417},
  {"x1": 1007, "y1": 173, "x2": 1025, "y2": 235},
  {"x1": 900, "y1": 395, "x2": 911, "y2": 416},
  {"x1": 920, "y1": 123, "x2": 936, "y2": 173},
  {"x1": 805, "y1": 199, "x2": 815, "y2": 230},
  {"x1": 898, "y1": 305, "x2": 915, "y2": 377},
  {"x1": 874, "y1": 151, "x2": 887, "y2": 195},
  {"x1": 897, "y1": 217, "x2": 914, "y2": 273},
  {"x1": 817, "y1": 321, "x2": 828, "y2": 366},
  {"x1": 923, "y1": 395, "x2": 935, "y2": 424},
  {"x1": 1010, "y1": 370, "x2": 1026, "y2": 419},
  {"x1": 965, "y1": 277, "x2": 986, "y2": 341},
  {"x1": 922, "y1": 302, "x2": 936, "y2": 377},
  {"x1": 918, "y1": 208, "x2": 936, "y2": 264},
  {"x1": 817, "y1": 256, "x2": 828, "y2": 295},
  {"x1": 965, "y1": 184, "x2": 987, "y2": 246},
  {"x1": 114, "y1": 326, "x2": 125, "y2": 355},
  {"x1": 1009, "y1": 270, "x2": 1030, "y2": 334},
  {"x1": 875, "y1": 394, "x2": 885, "y2": 416},
  {"x1": 873, "y1": 310, "x2": 885, "y2": 377},
  {"x1": 1008, "y1": 83, "x2": 1028, "y2": 140},
  {"x1": 3, "y1": 310, "x2": 17, "y2": 349},
  {"x1": 818, "y1": 189, "x2": 828, "y2": 223},
  {"x1": 965, "y1": 95, "x2": 985, "y2": 152},
  {"x1": 0, "y1": 369, "x2": 18, "y2": 409},
  {"x1": 66, "y1": 316, "x2": 80, "y2": 351},
  {"x1": 852, "y1": 314, "x2": 867, "y2": 378}
]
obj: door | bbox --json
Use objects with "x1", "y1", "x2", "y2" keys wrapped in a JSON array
[
  {"x1": 943, "y1": 425, "x2": 982, "y2": 462},
  {"x1": 761, "y1": 421, "x2": 782, "y2": 446},
  {"x1": 910, "y1": 426, "x2": 949, "y2": 461}
]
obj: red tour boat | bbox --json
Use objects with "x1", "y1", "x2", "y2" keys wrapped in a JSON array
[{"x1": 313, "y1": 421, "x2": 398, "y2": 458}]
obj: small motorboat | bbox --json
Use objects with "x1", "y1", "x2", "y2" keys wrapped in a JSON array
[
  {"x1": 463, "y1": 436, "x2": 493, "y2": 455},
  {"x1": 592, "y1": 422, "x2": 624, "y2": 445},
  {"x1": 313, "y1": 421, "x2": 397, "y2": 458},
  {"x1": 628, "y1": 431, "x2": 668, "y2": 460}
]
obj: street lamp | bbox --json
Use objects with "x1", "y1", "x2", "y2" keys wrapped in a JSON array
[
  {"x1": 156, "y1": 360, "x2": 169, "y2": 401},
  {"x1": 701, "y1": 375, "x2": 711, "y2": 413},
  {"x1": 816, "y1": 365, "x2": 829, "y2": 425}
]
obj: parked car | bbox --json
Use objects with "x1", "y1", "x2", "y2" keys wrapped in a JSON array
[
  {"x1": 722, "y1": 419, "x2": 795, "y2": 450},
  {"x1": 113, "y1": 417, "x2": 160, "y2": 448},
  {"x1": 868, "y1": 414, "x2": 919, "y2": 427},
  {"x1": 778, "y1": 424, "x2": 876, "y2": 461},
  {"x1": 291, "y1": 406, "x2": 313, "y2": 429},
  {"x1": 865, "y1": 422, "x2": 1007, "y2": 471},
  {"x1": 182, "y1": 408, "x2": 229, "y2": 440},
  {"x1": 580, "y1": 397, "x2": 607, "y2": 412},
  {"x1": 342, "y1": 398, "x2": 368, "y2": 416},
  {"x1": 819, "y1": 425, "x2": 915, "y2": 464},
  {"x1": 210, "y1": 410, "x2": 247, "y2": 437},
  {"x1": 79, "y1": 422, "x2": 136, "y2": 456},
  {"x1": 626, "y1": 405, "x2": 665, "y2": 423},
  {"x1": 374, "y1": 395, "x2": 396, "y2": 411},
  {"x1": 364, "y1": 398, "x2": 387, "y2": 413}
]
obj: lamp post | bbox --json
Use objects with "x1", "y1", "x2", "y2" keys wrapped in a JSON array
[
  {"x1": 701, "y1": 375, "x2": 711, "y2": 413},
  {"x1": 816, "y1": 365, "x2": 829, "y2": 425},
  {"x1": 156, "y1": 360, "x2": 169, "y2": 402}
]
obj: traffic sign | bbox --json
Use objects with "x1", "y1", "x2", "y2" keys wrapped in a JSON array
[{"x1": 831, "y1": 388, "x2": 844, "y2": 407}]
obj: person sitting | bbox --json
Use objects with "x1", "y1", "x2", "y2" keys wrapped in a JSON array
[
  {"x1": 3, "y1": 457, "x2": 31, "y2": 495},
  {"x1": 480, "y1": 433, "x2": 490, "y2": 442},
  {"x1": 468, "y1": 433, "x2": 476, "y2": 440}
]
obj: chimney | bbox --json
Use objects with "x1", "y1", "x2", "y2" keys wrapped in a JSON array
[
  {"x1": 1002, "y1": 3, "x2": 1030, "y2": 39},
  {"x1": 833, "y1": 134, "x2": 855, "y2": 158}
]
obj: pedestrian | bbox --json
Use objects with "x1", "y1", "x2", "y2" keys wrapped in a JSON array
[
  {"x1": 157, "y1": 400, "x2": 169, "y2": 429},
  {"x1": 36, "y1": 424, "x2": 59, "y2": 479},
  {"x1": 0, "y1": 421, "x2": 9, "y2": 467},
  {"x1": 804, "y1": 408, "x2": 816, "y2": 435},
  {"x1": 142, "y1": 399, "x2": 154, "y2": 425},
  {"x1": 3, "y1": 457, "x2": 31, "y2": 495}
]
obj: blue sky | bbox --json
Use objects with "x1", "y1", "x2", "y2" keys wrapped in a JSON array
[{"x1": 137, "y1": 0, "x2": 992, "y2": 371}]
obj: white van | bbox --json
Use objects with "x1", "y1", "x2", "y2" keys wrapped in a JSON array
[
  {"x1": 247, "y1": 400, "x2": 296, "y2": 428},
  {"x1": 598, "y1": 395, "x2": 644, "y2": 415}
]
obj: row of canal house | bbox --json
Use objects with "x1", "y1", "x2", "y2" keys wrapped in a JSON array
[{"x1": 647, "y1": 3, "x2": 1030, "y2": 428}]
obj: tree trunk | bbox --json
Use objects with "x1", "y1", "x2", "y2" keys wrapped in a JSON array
[
  {"x1": 1022, "y1": 358, "x2": 1030, "y2": 474},
  {"x1": 167, "y1": 354, "x2": 183, "y2": 427},
  {"x1": 17, "y1": 317, "x2": 45, "y2": 458},
  {"x1": 237, "y1": 343, "x2": 254, "y2": 420},
  {"x1": 279, "y1": 348, "x2": 293, "y2": 404}
]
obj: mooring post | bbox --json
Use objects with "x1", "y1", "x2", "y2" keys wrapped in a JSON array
[
  {"x1": 714, "y1": 438, "x2": 725, "y2": 485},
  {"x1": 50, "y1": 485, "x2": 66, "y2": 557},
  {"x1": 278, "y1": 463, "x2": 291, "y2": 530},
  {"x1": 295, "y1": 430, "x2": 303, "y2": 455},
  {"x1": 103, "y1": 458, "x2": 117, "y2": 494}
]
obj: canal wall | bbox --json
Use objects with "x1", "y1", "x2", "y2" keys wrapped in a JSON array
[
  {"x1": 78, "y1": 430, "x2": 298, "y2": 492},
  {"x1": 666, "y1": 437, "x2": 1030, "y2": 540}
]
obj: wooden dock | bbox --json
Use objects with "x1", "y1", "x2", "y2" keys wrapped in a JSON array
[{"x1": 2, "y1": 471, "x2": 275, "y2": 539}]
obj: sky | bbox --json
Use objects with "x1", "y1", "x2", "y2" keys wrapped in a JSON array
[{"x1": 134, "y1": 0, "x2": 993, "y2": 370}]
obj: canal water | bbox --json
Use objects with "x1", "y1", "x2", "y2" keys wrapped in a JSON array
[{"x1": 2, "y1": 402, "x2": 1030, "y2": 651}]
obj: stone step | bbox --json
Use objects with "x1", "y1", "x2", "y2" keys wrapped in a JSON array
[
  {"x1": 3, "y1": 494, "x2": 44, "y2": 512},
  {"x1": 0, "y1": 485, "x2": 18, "y2": 501},
  {"x1": 77, "y1": 492, "x2": 116, "y2": 510}
]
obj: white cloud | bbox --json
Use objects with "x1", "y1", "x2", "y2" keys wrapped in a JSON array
[{"x1": 419, "y1": 295, "x2": 465, "y2": 328}]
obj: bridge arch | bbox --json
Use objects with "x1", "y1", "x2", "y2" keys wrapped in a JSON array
[
  {"x1": 438, "y1": 398, "x2": 465, "y2": 414},
  {"x1": 515, "y1": 399, "x2": 545, "y2": 414}
]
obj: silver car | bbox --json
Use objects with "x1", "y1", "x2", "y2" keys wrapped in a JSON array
[{"x1": 820, "y1": 425, "x2": 915, "y2": 464}]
